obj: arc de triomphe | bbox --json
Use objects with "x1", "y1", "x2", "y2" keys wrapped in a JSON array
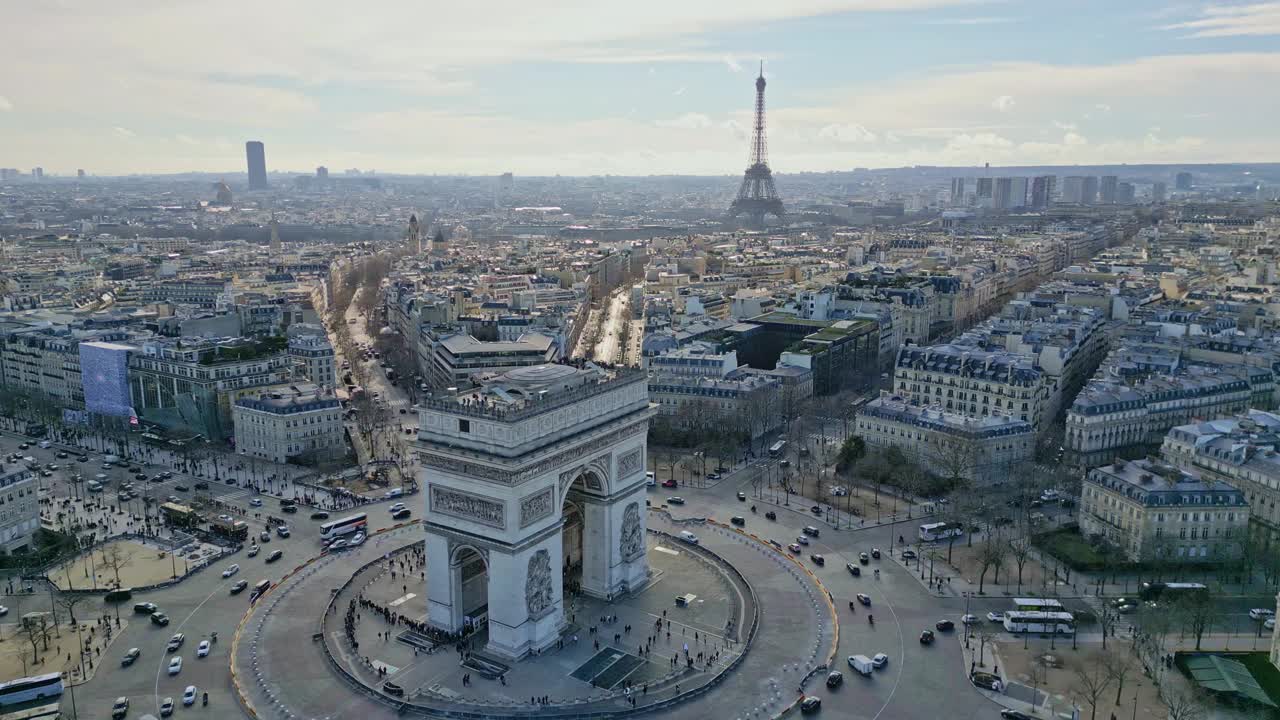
[{"x1": 414, "y1": 365, "x2": 653, "y2": 660}]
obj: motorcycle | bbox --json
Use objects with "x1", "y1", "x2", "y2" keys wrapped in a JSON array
[
  {"x1": 210, "y1": 631, "x2": 218, "y2": 643},
  {"x1": 202, "y1": 692, "x2": 209, "y2": 707},
  {"x1": 750, "y1": 505, "x2": 757, "y2": 513},
  {"x1": 848, "y1": 601, "x2": 855, "y2": 612},
  {"x1": 868, "y1": 615, "x2": 874, "y2": 626}
]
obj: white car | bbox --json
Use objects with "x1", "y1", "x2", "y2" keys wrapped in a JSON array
[
  {"x1": 831, "y1": 486, "x2": 848, "y2": 497},
  {"x1": 961, "y1": 614, "x2": 979, "y2": 625},
  {"x1": 796, "y1": 535, "x2": 810, "y2": 545},
  {"x1": 249, "y1": 498, "x2": 263, "y2": 507},
  {"x1": 1267, "y1": 618, "x2": 1276, "y2": 631},
  {"x1": 218, "y1": 514, "x2": 232, "y2": 522},
  {"x1": 349, "y1": 532, "x2": 366, "y2": 547},
  {"x1": 0, "y1": 605, "x2": 7, "y2": 616},
  {"x1": 987, "y1": 611, "x2": 1006, "y2": 623},
  {"x1": 183, "y1": 685, "x2": 197, "y2": 706},
  {"x1": 388, "y1": 502, "x2": 406, "y2": 513},
  {"x1": 327, "y1": 538, "x2": 349, "y2": 552},
  {"x1": 160, "y1": 697, "x2": 175, "y2": 716},
  {"x1": 247, "y1": 545, "x2": 260, "y2": 557},
  {"x1": 1250, "y1": 608, "x2": 1275, "y2": 620},
  {"x1": 872, "y1": 653, "x2": 889, "y2": 668},
  {"x1": 168, "y1": 656, "x2": 183, "y2": 675},
  {"x1": 197, "y1": 640, "x2": 210, "y2": 657},
  {"x1": 222, "y1": 564, "x2": 240, "y2": 578}
]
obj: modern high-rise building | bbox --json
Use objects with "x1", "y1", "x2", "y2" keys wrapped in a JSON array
[
  {"x1": 1082, "y1": 176, "x2": 1099, "y2": 204},
  {"x1": 1062, "y1": 176, "x2": 1086, "y2": 204},
  {"x1": 975, "y1": 177, "x2": 994, "y2": 206},
  {"x1": 1175, "y1": 172, "x2": 1193, "y2": 191},
  {"x1": 949, "y1": 177, "x2": 965, "y2": 205},
  {"x1": 1030, "y1": 175, "x2": 1056, "y2": 208},
  {"x1": 31, "y1": 167, "x2": 43, "y2": 181},
  {"x1": 246, "y1": 141, "x2": 268, "y2": 190},
  {"x1": 1117, "y1": 182, "x2": 1135, "y2": 204},
  {"x1": 77, "y1": 169, "x2": 85, "y2": 178},
  {"x1": 993, "y1": 177, "x2": 1027, "y2": 209},
  {"x1": 315, "y1": 166, "x2": 328, "y2": 180},
  {"x1": 1152, "y1": 182, "x2": 1167, "y2": 203},
  {"x1": 1100, "y1": 175, "x2": 1119, "y2": 204}
]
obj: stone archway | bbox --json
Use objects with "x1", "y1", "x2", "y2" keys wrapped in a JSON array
[{"x1": 451, "y1": 544, "x2": 490, "y2": 633}]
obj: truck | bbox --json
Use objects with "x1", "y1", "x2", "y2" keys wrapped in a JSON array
[{"x1": 848, "y1": 655, "x2": 874, "y2": 676}]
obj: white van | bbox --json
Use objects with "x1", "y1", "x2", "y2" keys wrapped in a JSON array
[
  {"x1": 848, "y1": 655, "x2": 874, "y2": 676},
  {"x1": 384, "y1": 488, "x2": 404, "y2": 499},
  {"x1": 645, "y1": 472, "x2": 656, "y2": 487},
  {"x1": 678, "y1": 531, "x2": 699, "y2": 545},
  {"x1": 38, "y1": 440, "x2": 52, "y2": 449},
  {"x1": 87, "y1": 480, "x2": 103, "y2": 492}
]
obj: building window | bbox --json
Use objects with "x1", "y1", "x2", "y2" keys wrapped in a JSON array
[{"x1": 458, "y1": 419, "x2": 470, "y2": 433}]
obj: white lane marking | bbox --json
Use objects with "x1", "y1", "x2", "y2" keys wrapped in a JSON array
[
  {"x1": 152, "y1": 581, "x2": 228, "y2": 714},
  {"x1": 871, "y1": 564, "x2": 907, "y2": 720},
  {"x1": 653, "y1": 546, "x2": 680, "y2": 556},
  {"x1": 389, "y1": 592, "x2": 417, "y2": 607}
]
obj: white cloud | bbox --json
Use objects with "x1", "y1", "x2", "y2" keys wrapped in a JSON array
[
  {"x1": 673, "y1": 86, "x2": 687, "y2": 96},
  {"x1": 817, "y1": 123, "x2": 877, "y2": 143},
  {"x1": 1094, "y1": 103, "x2": 1112, "y2": 114},
  {"x1": 1063, "y1": 131, "x2": 1087, "y2": 146},
  {"x1": 175, "y1": 134, "x2": 199, "y2": 145},
  {"x1": 723, "y1": 55, "x2": 743, "y2": 73},
  {"x1": 992, "y1": 95, "x2": 1016, "y2": 112},
  {"x1": 944, "y1": 132, "x2": 1014, "y2": 152},
  {"x1": 656, "y1": 112, "x2": 714, "y2": 129},
  {"x1": 0, "y1": 95, "x2": 12, "y2": 111},
  {"x1": 1161, "y1": 2, "x2": 1280, "y2": 38},
  {"x1": 924, "y1": 16, "x2": 1016, "y2": 25},
  {"x1": 112, "y1": 126, "x2": 135, "y2": 138},
  {"x1": 1052, "y1": 120, "x2": 1077, "y2": 131}
]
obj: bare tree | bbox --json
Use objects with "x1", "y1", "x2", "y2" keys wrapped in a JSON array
[
  {"x1": 55, "y1": 592, "x2": 89, "y2": 627},
  {"x1": 1174, "y1": 591, "x2": 1215, "y2": 651},
  {"x1": 1161, "y1": 683, "x2": 1206, "y2": 720},
  {"x1": 99, "y1": 543, "x2": 135, "y2": 587},
  {"x1": 976, "y1": 538, "x2": 1006, "y2": 595},
  {"x1": 1102, "y1": 648, "x2": 1138, "y2": 707},
  {"x1": 1070, "y1": 657, "x2": 1115, "y2": 720},
  {"x1": 1136, "y1": 605, "x2": 1174, "y2": 670},
  {"x1": 1009, "y1": 536, "x2": 1034, "y2": 594},
  {"x1": 925, "y1": 435, "x2": 977, "y2": 489},
  {"x1": 20, "y1": 613, "x2": 54, "y2": 661},
  {"x1": 974, "y1": 626, "x2": 999, "y2": 669}
]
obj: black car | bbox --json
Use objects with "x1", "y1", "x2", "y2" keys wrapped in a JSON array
[
  {"x1": 737, "y1": 492, "x2": 746, "y2": 501},
  {"x1": 1000, "y1": 710, "x2": 1035, "y2": 720},
  {"x1": 846, "y1": 563, "x2": 861, "y2": 577},
  {"x1": 382, "y1": 681, "x2": 405, "y2": 697},
  {"x1": 809, "y1": 505, "x2": 822, "y2": 515},
  {"x1": 229, "y1": 580, "x2": 249, "y2": 595},
  {"x1": 121, "y1": 647, "x2": 141, "y2": 666},
  {"x1": 765, "y1": 511, "x2": 776, "y2": 520},
  {"x1": 194, "y1": 481, "x2": 209, "y2": 490},
  {"x1": 282, "y1": 504, "x2": 298, "y2": 514},
  {"x1": 730, "y1": 516, "x2": 746, "y2": 527},
  {"x1": 392, "y1": 508, "x2": 412, "y2": 520},
  {"x1": 859, "y1": 553, "x2": 870, "y2": 565},
  {"x1": 919, "y1": 630, "x2": 935, "y2": 644},
  {"x1": 174, "y1": 484, "x2": 190, "y2": 492},
  {"x1": 134, "y1": 602, "x2": 158, "y2": 615},
  {"x1": 150, "y1": 612, "x2": 170, "y2": 626},
  {"x1": 311, "y1": 511, "x2": 330, "y2": 520},
  {"x1": 901, "y1": 549, "x2": 917, "y2": 560},
  {"x1": 810, "y1": 554, "x2": 825, "y2": 566},
  {"x1": 825, "y1": 670, "x2": 843, "y2": 688},
  {"x1": 871, "y1": 548, "x2": 881, "y2": 559},
  {"x1": 800, "y1": 696, "x2": 822, "y2": 714},
  {"x1": 935, "y1": 619, "x2": 955, "y2": 632},
  {"x1": 266, "y1": 550, "x2": 283, "y2": 563},
  {"x1": 802, "y1": 526, "x2": 820, "y2": 537}
]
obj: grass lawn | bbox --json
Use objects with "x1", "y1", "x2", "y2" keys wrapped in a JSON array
[
  {"x1": 1032, "y1": 527, "x2": 1109, "y2": 571},
  {"x1": 1236, "y1": 652, "x2": 1280, "y2": 710}
]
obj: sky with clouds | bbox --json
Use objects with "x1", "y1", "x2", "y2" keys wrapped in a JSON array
[{"x1": 2, "y1": 0, "x2": 1279, "y2": 176}]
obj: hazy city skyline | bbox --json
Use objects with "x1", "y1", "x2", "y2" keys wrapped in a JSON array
[{"x1": 4, "y1": 1, "x2": 1280, "y2": 176}]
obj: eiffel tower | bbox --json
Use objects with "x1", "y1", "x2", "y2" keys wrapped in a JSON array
[{"x1": 728, "y1": 63, "x2": 785, "y2": 228}]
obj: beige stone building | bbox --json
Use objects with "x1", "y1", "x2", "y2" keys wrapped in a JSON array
[
  {"x1": 1079, "y1": 458, "x2": 1250, "y2": 563},
  {"x1": 233, "y1": 384, "x2": 345, "y2": 464}
]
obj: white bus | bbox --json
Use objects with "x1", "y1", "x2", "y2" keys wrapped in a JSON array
[
  {"x1": 319, "y1": 513, "x2": 368, "y2": 543},
  {"x1": 1013, "y1": 598, "x2": 1067, "y2": 613},
  {"x1": 768, "y1": 441, "x2": 787, "y2": 458},
  {"x1": 919, "y1": 522, "x2": 964, "y2": 542},
  {"x1": 0, "y1": 673, "x2": 63, "y2": 707},
  {"x1": 1003, "y1": 611, "x2": 1076, "y2": 635}
]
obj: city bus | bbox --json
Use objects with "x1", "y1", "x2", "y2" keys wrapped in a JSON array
[
  {"x1": 160, "y1": 502, "x2": 202, "y2": 529},
  {"x1": 768, "y1": 441, "x2": 787, "y2": 458},
  {"x1": 209, "y1": 517, "x2": 249, "y2": 542},
  {"x1": 319, "y1": 513, "x2": 368, "y2": 543},
  {"x1": 1138, "y1": 582, "x2": 1209, "y2": 603},
  {"x1": 919, "y1": 522, "x2": 964, "y2": 542},
  {"x1": 1013, "y1": 598, "x2": 1067, "y2": 613},
  {"x1": 1003, "y1": 611, "x2": 1076, "y2": 635},
  {"x1": 0, "y1": 673, "x2": 63, "y2": 707}
]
